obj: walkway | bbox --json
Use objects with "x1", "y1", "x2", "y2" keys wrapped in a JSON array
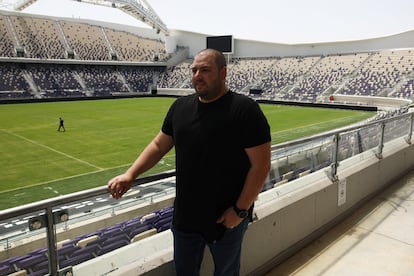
[{"x1": 265, "y1": 169, "x2": 414, "y2": 276}]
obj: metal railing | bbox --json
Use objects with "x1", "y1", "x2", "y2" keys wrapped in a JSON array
[
  {"x1": 270, "y1": 110, "x2": 413, "y2": 181},
  {"x1": 0, "y1": 170, "x2": 175, "y2": 276}
]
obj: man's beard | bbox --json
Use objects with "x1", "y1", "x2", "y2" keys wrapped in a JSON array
[
  {"x1": 194, "y1": 82, "x2": 221, "y2": 101},
  {"x1": 195, "y1": 88, "x2": 208, "y2": 98}
]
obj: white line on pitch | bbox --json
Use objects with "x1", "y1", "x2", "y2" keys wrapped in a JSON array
[{"x1": 0, "y1": 129, "x2": 103, "y2": 170}]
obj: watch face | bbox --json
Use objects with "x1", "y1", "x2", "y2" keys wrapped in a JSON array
[
  {"x1": 233, "y1": 205, "x2": 248, "y2": 219},
  {"x1": 238, "y1": 210, "x2": 248, "y2": 218}
]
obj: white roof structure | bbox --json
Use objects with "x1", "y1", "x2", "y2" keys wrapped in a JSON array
[{"x1": 3, "y1": 0, "x2": 169, "y2": 35}]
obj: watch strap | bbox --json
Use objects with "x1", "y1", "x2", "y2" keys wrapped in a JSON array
[{"x1": 233, "y1": 205, "x2": 248, "y2": 218}]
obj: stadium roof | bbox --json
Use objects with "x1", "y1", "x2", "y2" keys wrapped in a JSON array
[
  {"x1": 8, "y1": 0, "x2": 169, "y2": 35},
  {"x1": 2, "y1": 0, "x2": 414, "y2": 44}
]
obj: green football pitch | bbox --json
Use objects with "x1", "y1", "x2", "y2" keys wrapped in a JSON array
[{"x1": 0, "y1": 97, "x2": 373, "y2": 209}]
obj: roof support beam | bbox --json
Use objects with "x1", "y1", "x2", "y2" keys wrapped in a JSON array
[
  {"x1": 13, "y1": 0, "x2": 39, "y2": 11},
  {"x1": 6, "y1": 0, "x2": 169, "y2": 35},
  {"x1": 71, "y1": 0, "x2": 169, "y2": 35}
]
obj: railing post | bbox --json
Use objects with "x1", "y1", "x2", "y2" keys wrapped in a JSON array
[
  {"x1": 46, "y1": 206, "x2": 59, "y2": 276},
  {"x1": 405, "y1": 113, "x2": 413, "y2": 144},
  {"x1": 376, "y1": 122, "x2": 385, "y2": 159},
  {"x1": 330, "y1": 133, "x2": 340, "y2": 182},
  {"x1": 5, "y1": 238, "x2": 10, "y2": 250}
]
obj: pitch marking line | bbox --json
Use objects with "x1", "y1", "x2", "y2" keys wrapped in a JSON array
[
  {"x1": 1, "y1": 129, "x2": 103, "y2": 170},
  {"x1": 2, "y1": 154, "x2": 177, "y2": 193},
  {"x1": 270, "y1": 116, "x2": 359, "y2": 136}
]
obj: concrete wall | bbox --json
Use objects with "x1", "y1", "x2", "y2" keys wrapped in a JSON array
[
  {"x1": 169, "y1": 29, "x2": 414, "y2": 58},
  {"x1": 331, "y1": 94, "x2": 412, "y2": 108}
]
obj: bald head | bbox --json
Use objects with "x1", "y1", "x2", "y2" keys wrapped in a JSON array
[{"x1": 196, "y1": 49, "x2": 227, "y2": 70}]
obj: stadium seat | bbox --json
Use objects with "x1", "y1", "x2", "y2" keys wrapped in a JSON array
[
  {"x1": 131, "y1": 229, "x2": 157, "y2": 242},
  {"x1": 96, "y1": 239, "x2": 130, "y2": 256},
  {"x1": 0, "y1": 265, "x2": 15, "y2": 276},
  {"x1": 16, "y1": 254, "x2": 48, "y2": 272},
  {"x1": 58, "y1": 243, "x2": 80, "y2": 259},
  {"x1": 76, "y1": 235, "x2": 99, "y2": 248},
  {"x1": 70, "y1": 243, "x2": 100, "y2": 258},
  {"x1": 129, "y1": 223, "x2": 154, "y2": 238},
  {"x1": 60, "y1": 252, "x2": 95, "y2": 268},
  {"x1": 28, "y1": 269, "x2": 48, "y2": 276}
]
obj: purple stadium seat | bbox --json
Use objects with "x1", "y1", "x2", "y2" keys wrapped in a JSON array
[
  {"x1": 82, "y1": 236, "x2": 106, "y2": 248},
  {"x1": 59, "y1": 252, "x2": 95, "y2": 269},
  {"x1": 32, "y1": 259, "x2": 51, "y2": 273},
  {"x1": 29, "y1": 268, "x2": 49, "y2": 276},
  {"x1": 154, "y1": 218, "x2": 172, "y2": 232},
  {"x1": 28, "y1": 248, "x2": 48, "y2": 256},
  {"x1": 101, "y1": 233, "x2": 130, "y2": 248},
  {"x1": 16, "y1": 254, "x2": 48, "y2": 271},
  {"x1": 58, "y1": 243, "x2": 80, "y2": 258},
  {"x1": 0, "y1": 265, "x2": 14, "y2": 276},
  {"x1": 96, "y1": 239, "x2": 129, "y2": 256},
  {"x1": 129, "y1": 223, "x2": 153, "y2": 238},
  {"x1": 100, "y1": 226, "x2": 123, "y2": 238},
  {"x1": 123, "y1": 219, "x2": 144, "y2": 233},
  {"x1": 69, "y1": 243, "x2": 100, "y2": 258},
  {"x1": 0, "y1": 256, "x2": 21, "y2": 269},
  {"x1": 154, "y1": 215, "x2": 173, "y2": 228}
]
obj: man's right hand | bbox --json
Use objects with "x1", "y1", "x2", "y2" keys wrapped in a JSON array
[{"x1": 107, "y1": 173, "x2": 134, "y2": 199}]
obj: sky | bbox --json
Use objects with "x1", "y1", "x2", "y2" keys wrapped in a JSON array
[{"x1": 1, "y1": 0, "x2": 414, "y2": 44}]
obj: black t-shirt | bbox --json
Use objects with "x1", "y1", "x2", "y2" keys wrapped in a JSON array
[{"x1": 162, "y1": 91, "x2": 271, "y2": 242}]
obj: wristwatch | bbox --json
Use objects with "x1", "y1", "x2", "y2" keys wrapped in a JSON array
[{"x1": 233, "y1": 205, "x2": 248, "y2": 219}]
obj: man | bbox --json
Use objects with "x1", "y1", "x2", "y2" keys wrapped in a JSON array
[
  {"x1": 108, "y1": 48, "x2": 271, "y2": 275},
  {"x1": 58, "y1": 117, "x2": 65, "y2": 132}
]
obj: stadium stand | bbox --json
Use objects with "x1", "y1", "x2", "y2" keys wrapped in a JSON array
[
  {"x1": 0, "y1": 12, "x2": 167, "y2": 61},
  {"x1": 3, "y1": 50, "x2": 414, "y2": 101},
  {"x1": 158, "y1": 60, "x2": 192, "y2": 88},
  {"x1": 2, "y1": 12, "x2": 414, "y2": 102},
  {"x1": 0, "y1": 15, "x2": 15, "y2": 57},
  {"x1": 340, "y1": 50, "x2": 414, "y2": 97},
  {"x1": 226, "y1": 57, "x2": 276, "y2": 92},
  {"x1": 105, "y1": 27, "x2": 167, "y2": 62}
]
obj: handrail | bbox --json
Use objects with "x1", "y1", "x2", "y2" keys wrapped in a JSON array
[
  {"x1": 0, "y1": 170, "x2": 175, "y2": 220},
  {"x1": 271, "y1": 110, "x2": 411, "y2": 152},
  {"x1": 271, "y1": 110, "x2": 413, "y2": 180},
  {"x1": 0, "y1": 170, "x2": 175, "y2": 276}
]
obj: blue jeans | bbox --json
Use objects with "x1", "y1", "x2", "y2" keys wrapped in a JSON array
[{"x1": 172, "y1": 219, "x2": 249, "y2": 276}]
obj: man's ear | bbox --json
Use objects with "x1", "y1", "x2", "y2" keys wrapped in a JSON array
[{"x1": 221, "y1": 66, "x2": 227, "y2": 80}]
